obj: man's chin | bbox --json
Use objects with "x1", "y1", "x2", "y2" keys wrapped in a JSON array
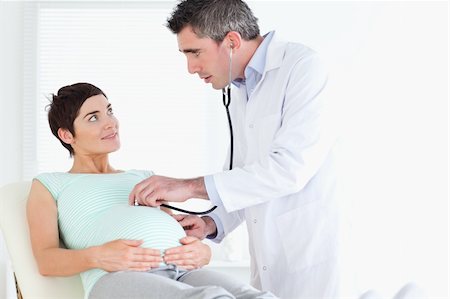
[{"x1": 211, "y1": 82, "x2": 227, "y2": 90}]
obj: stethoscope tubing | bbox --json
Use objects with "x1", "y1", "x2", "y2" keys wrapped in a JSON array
[
  {"x1": 160, "y1": 88, "x2": 232, "y2": 215},
  {"x1": 162, "y1": 46, "x2": 234, "y2": 215}
]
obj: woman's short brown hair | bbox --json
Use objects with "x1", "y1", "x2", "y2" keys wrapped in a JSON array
[{"x1": 47, "y1": 83, "x2": 106, "y2": 157}]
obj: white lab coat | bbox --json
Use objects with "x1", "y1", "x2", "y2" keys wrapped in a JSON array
[{"x1": 210, "y1": 32, "x2": 339, "y2": 299}]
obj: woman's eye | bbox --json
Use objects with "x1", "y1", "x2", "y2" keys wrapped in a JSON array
[
  {"x1": 107, "y1": 108, "x2": 114, "y2": 115},
  {"x1": 88, "y1": 115, "x2": 98, "y2": 122}
]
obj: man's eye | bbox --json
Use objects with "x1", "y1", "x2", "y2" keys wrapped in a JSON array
[
  {"x1": 194, "y1": 51, "x2": 200, "y2": 57},
  {"x1": 88, "y1": 115, "x2": 98, "y2": 122},
  {"x1": 107, "y1": 108, "x2": 114, "y2": 115}
]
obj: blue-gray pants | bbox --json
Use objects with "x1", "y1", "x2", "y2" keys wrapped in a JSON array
[{"x1": 88, "y1": 265, "x2": 277, "y2": 299}]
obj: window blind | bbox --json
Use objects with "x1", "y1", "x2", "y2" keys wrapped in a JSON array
[{"x1": 23, "y1": 1, "x2": 250, "y2": 263}]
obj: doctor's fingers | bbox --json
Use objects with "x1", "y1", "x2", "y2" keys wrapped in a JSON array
[
  {"x1": 133, "y1": 183, "x2": 167, "y2": 205},
  {"x1": 172, "y1": 214, "x2": 187, "y2": 221},
  {"x1": 128, "y1": 177, "x2": 156, "y2": 204},
  {"x1": 177, "y1": 217, "x2": 207, "y2": 238},
  {"x1": 182, "y1": 226, "x2": 207, "y2": 239},
  {"x1": 131, "y1": 187, "x2": 161, "y2": 206},
  {"x1": 176, "y1": 215, "x2": 201, "y2": 228},
  {"x1": 139, "y1": 195, "x2": 164, "y2": 207}
]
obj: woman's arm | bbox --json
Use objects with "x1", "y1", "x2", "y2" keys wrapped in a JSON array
[{"x1": 27, "y1": 179, "x2": 162, "y2": 276}]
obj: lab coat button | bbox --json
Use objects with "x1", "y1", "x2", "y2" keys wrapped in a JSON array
[
  {"x1": 263, "y1": 266, "x2": 267, "y2": 271},
  {"x1": 249, "y1": 124, "x2": 254, "y2": 129},
  {"x1": 253, "y1": 219, "x2": 257, "y2": 223}
]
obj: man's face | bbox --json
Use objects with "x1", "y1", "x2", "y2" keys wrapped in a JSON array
[{"x1": 177, "y1": 26, "x2": 231, "y2": 90}]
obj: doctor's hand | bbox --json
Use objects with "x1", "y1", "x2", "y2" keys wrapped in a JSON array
[
  {"x1": 173, "y1": 214, "x2": 217, "y2": 240},
  {"x1": 163, "y1": 236, "x2": 211, "y2": 270},
  {"x1": 129, "y1": 175, "x2": 208, "y2": 207},
  {"x1": 94, "y1": 239, "x2": 162, "y2": 272}
]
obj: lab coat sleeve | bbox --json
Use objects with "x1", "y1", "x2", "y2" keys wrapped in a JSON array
[
  {"x1": 204, "y1": 175, "x2": 223, "y2": 207},
  {"x1": 204, "y1": 155, "x2": 246, "y2": 241},
  {"x1": 213, "y1": 53, "x2": 336, "y2": 212},
  {"x1": 207, "y1": 204, "x2": 245, "y2": 242},
  {"x1": 205, "y1": 172, "x2": 245, "y2": 241}
]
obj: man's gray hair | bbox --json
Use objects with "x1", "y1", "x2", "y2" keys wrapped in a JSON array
[{"x1": 167, "y1": 0, "x2": 260, "y2": 42}]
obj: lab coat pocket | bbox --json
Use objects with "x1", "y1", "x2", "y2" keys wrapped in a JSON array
[{"x1": 275, "y1": 201, "x2": 336, "y2": 273}]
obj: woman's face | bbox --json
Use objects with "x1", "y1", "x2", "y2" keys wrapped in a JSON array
[{"x1": 70, "y1": 94, "x2": 120, "y2": 156}]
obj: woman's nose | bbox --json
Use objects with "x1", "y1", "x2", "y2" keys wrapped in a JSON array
[{"x1": 105, "y1": 116, "x2": 117, "y2": 129}]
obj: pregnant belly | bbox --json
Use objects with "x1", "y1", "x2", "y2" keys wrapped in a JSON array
[{"x1": 87, "y1": 205, "x2": 186, "y2": 252}]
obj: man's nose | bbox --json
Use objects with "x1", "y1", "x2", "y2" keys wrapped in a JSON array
[{"x1": 187, "y1": 59, "x2": 200, "y2": 74}]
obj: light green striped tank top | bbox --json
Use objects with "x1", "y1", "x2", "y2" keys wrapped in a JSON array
[{"x1": 35, "y1": 170, "x2": 186, "y2": 297}]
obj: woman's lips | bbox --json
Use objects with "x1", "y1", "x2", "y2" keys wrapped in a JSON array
[{"x1": 102, "y1": 132, "x2": 117, "y2": 140}]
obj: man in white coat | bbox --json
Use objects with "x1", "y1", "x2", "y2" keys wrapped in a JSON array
[{"x1": 130, "y1": 1, "x2": 339, "y2": 298}]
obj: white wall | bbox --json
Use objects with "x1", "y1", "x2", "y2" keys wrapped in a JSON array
[
  {"x1": 0, "y1": 2, "x2": 24, "y2": 298},
  {"x1": 0, "y1": 2, "x2": 23, "y2": 184},
  {"x1": 0, "y1": 1, "x2": 448, "y2": 299},
  {"x1": 250, "y1": 2, "x2": 448, "y2": 298}
]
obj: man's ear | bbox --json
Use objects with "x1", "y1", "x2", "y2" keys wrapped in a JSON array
[
  {"x1": 57, "y1": 128, "x2": 74, "y2": 144},
  {"x1": 225, "y1": 31, "x2": 242, "y2": 50}
]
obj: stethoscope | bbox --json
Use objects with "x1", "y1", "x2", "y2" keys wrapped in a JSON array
[{"x1": 160, "y1": 44, "x2": 234, "y2": 215}]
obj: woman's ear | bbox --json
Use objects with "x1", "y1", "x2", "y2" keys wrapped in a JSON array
[{"x1": 57, "y1": 128, "x2": 74, "y2": 144}]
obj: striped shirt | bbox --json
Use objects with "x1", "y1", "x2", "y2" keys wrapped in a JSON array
[{"x1": 35, "y1": 170, "x2": 186, "y2": 297}]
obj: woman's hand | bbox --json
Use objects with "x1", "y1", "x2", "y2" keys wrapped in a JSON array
[
  {"x1": 94, "y1": 239, "x2": 162, "y2": 272},
  {"x1": 163, "y1": 236, "x2": 211, "y2": 270}
]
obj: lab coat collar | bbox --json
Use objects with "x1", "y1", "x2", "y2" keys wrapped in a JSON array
[
  {"x1": 232, "y1": 31, "x2": 286, "y2": 88},
  {"x1": 263, "y1": 31, "x2": 287, "y2": 74}
]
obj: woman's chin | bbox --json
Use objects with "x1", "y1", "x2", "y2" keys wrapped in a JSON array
[{"x1": 109, "y1": 144, "x2": 121, "y2": 153}]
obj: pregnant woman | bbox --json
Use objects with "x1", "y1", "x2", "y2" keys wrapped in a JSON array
[{"x1": 27, "y1": 83, "x2": 275, "y2": 299}]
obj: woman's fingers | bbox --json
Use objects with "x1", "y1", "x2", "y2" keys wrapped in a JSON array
[
  {"x1": 129, "y1": 260, "x2": 162, "y2": 270},
  {"x1": 164, "y1": 238, "x2": 210, "y2": 269},
  {"x1": 99, "y1": 239, "x2": 163, "y2": 272}
]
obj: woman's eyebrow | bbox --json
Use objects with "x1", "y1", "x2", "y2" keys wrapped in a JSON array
[
  {"x1": 83, "y1": 104, "x2": 111, "y2": 119},
  {"x1": 83, "y1": 110, "x2": 99, "y2": 119}
]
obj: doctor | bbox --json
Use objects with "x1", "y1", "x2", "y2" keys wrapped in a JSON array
[{"x1": 130, "y1": 0, "x2": 339, "y2": 298}]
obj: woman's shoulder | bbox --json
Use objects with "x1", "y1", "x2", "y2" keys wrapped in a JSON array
[
  {"x1": 126, "y1": 169, "x2": 154, "y2": 179},
  {"x1": 33, "y1": 172, "x2": 72, "y2": 200},
  {"x1": 34, "y1": 171, "x2": 72, "y2": 185}
]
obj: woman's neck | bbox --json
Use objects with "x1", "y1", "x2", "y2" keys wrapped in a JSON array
[{"x1": 69, "y1": 154, "x2": 118, "y2": 174}]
